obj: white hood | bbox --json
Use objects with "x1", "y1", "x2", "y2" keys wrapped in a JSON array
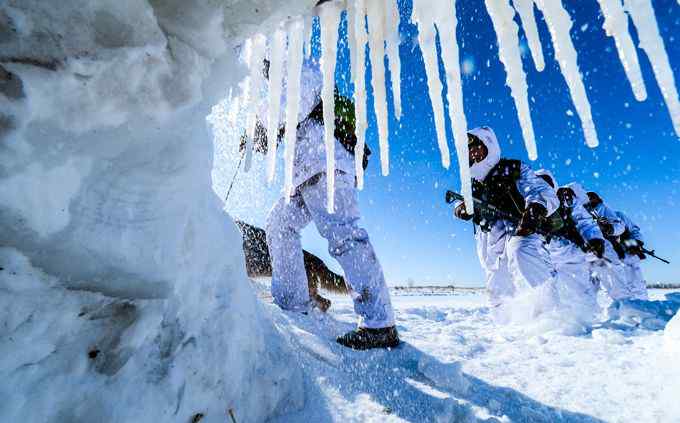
[
  {"x1": 564, "y1": 182, "x2": 589, "y2": 206},
  {"x1": 468, "y1": 126, "x2": 501, "y2": 181},
  {"x1": 535, "y1": 169, "x2": 557, "y2": 188}
]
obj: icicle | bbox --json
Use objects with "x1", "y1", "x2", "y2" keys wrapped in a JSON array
[
  {"x1": 243, "y1": 34, "x2": 267, "y2": 172},
  {"x1": 412, "y1": 0, "x2": 473, "y2": 212},
  {"x1": 624, "y1": 0, "x2": 680, "y2": 137},
  {"x1": 303, "y1": 15, "x2": 314, "y2": 60},
  {"x1": 282, "y1": 19, "x2": 305, "y2": 202},
  {"x1": 318, "y1": 3, "x2": 342, "y2": 213},
  {"x1": 534, "y1": 0, "x2": 599, "y2": 148},
  {"x1": 485, "y1": 0, "x2": 538, "y2": 160},
  {"x1": 411, "y1": 4, "x2": 450, "y2": 170},
  {"x1": 265, "y1": 29, "x2": 286, "y2": 184},
  {"x1": 348, "y1": 0, "x2": 370, "y2": 190},
  {"x1": 597, "y1": 0, "x2": 647, "y2": 101},
  {"x1": 512, "y1": 0, "x2": 545, "y2": 71},
  {"x1": 385, "y1": 0, "x2": 403, "y2": 119},
  {"x1": 366, "y1": 0, "x2": 391, "y2": 176}
]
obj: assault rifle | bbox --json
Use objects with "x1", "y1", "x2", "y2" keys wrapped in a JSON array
[
  {"x1": 585, "y1": 207, "x2": 670, "y2": 264},
  {"x1": 445, "y1": 190, "x2": 609, "y2": 261}
]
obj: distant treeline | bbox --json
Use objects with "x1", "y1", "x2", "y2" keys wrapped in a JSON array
[{"x1": 648, "y1": 283, "x2": 680, "y2": 289}]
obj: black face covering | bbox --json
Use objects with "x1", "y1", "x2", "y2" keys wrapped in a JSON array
[
  {"x1": 468, "y1": 135, "x2": 488, "y2": 167},
  {"x1": 587, "y1": 191, "x2": 602, "y2": 206}
]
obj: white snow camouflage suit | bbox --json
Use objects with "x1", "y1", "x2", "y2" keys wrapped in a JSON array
[
  {"x1": 536, "y1": 170, "x2": 601, "y2": 320},
  {"x1": 565, "y1": 183, "x2": 636, "y2": 301},
  {"x1": 615, "y1": 210, "x2": 648, "y2": 300},
  {"x1": 264, "y1": 59, "x2": 394, "y2": 328},
  {"x1": 462, "y1": 127, "x2": 559, "y2": 310}
]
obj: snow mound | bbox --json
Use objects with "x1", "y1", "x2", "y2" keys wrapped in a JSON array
[
  {"x1": 0, "y1": 247, "x2": 303, "y2": 422},
  {"x1": 665, "y1": 311, "x2": 680, "y2": 355},
  {"x1": 0, "y1": 0, "x2": 318, "y2": 420}
]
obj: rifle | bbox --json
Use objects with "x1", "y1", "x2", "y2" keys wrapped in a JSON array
[
  {"x1": 445, "y1": 190, "x2": 610, "y2": 262},
  {"x1": 585, "y1": 206, "x2": 670, "y2": 264},
  {"x1": 640, "y1": 247, "x2": 671, "y2": 264}
]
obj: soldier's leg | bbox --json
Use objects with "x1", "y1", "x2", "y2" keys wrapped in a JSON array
[
  {"x1": 265, "y1": 192, "x2": 312, "y2": 312},
  {"x1": 301, "y1": 172, "x2": 395, "y2": 329}
]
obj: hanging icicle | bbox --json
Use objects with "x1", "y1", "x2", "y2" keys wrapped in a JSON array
[
  {"x1": 597, "y1": 0, "x2": 647, "y2": 101},
  {"x1": 303, "y1": 15, "x2": 314, "y2": 60},
  {"x1": 366, "y1": 0, "x2": 390, "y2": 176},
  {"x1": 243, "y1": 34, "x2": 267, "y2": 172},
  {"x1": 512, "y1": 0, "x2": 545, "y2": 72},
  {"x1": 485, "y1": 0, "x2": 538, "y2": 160},
  {"x1": 412, "y1": 0, "x2": 474, "y2": 212},
  {"x1": 318, "y1": 2, "x2": 342, "y2": 213},
  {"x1": 534, "y1": 0, "x2": 599, "y2": 148},
  {"x1": 283, "y1": 19, "x2": 306, "y2": 201},
  {"x1": 624, "y1": 0, "x2": 680, "y2": 137},
  {"x1": 265, "y1": 29, "x2": 287, "y2": 184},
  {"x1": 348, "y1": 0, "x2": 370, "y2": 190},
  {"x1": 385, "y1": 0, "x2": 403, "y2": 119}
]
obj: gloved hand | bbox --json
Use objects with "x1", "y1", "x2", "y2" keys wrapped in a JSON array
[
  {"x1": 597, "y1": 219, "x2": 615, "y2": 237},
  {"x1": 515, "y1": 203, "x2": 547, "y2": 237},
  {"x1": 454, "y1": 203, "x2": 473, "y2": 221},
  {"x1": 627, "y1": 240, "x2": 646, "y2": 259},
  {"x1": 587, "y1": 238, "x2": 605, "y2": 259}
]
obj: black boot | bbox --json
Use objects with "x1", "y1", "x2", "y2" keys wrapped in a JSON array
[{"x1": 336, "y1": 326, "x2": 400, "y2": 350}]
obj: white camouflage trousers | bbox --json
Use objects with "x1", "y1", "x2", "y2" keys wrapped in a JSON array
[
  {"x1": 266, "y1": 172, "x2": 395, "y2": 328},
  {"x1": 475, "y1": 220, "x2": 558, "y2": 309}
]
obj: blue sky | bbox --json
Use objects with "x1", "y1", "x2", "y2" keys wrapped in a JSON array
[{"x1": 235, "y1": 0, "x2": 680, "y2": 287}]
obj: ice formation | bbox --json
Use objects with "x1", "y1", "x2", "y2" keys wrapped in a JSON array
[
  {"x1": 318, "y1": 2, "x2": 343, "y2": 212},
  {"x1": 347, "y1": 0, "x2": 370, "y2": 189},
  {"x1": 366, "y1": 0, "x2": 391, "y2": 177},
  {"x1": 624, "y1": 0, "x2": 680, "y2": 137},
  {"x1": 266, "y1": 29, "x2": 287, "y2": 184},
  {"x1": 234, "y1": 0, "x2": 677, "y2": 213},
  {"x1": 597, "y1": 0, "x2": 647, "y2": 101},
  {"x1": 513, "y1": 0, "x2": 545, "y2": 72},
  {"x1": 485, "y1": 0, "x2": 538, "y2": 160},
  {"x1": 534, "y1": 0, "x2": 599, "y2": 148},
  {"x1": 283, "y1": 19, "x2": 306, "y2": 202},
  {"x1": 243, "y1": 34, "x2": 267, "y2": 172},
  {"x1": 412, "y1": 0, "x2": 472, "y2": 210}
]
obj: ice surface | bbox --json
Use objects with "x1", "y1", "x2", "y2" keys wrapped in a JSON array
[
  {"x1": 534, "y1": 0, "x2": 600, "y2": 148},
  {"x1": 597, "y1": 0, "x2": 648, "y2": 101},
  {"x1": 266, "y1": 29, "x2": 287, "y2": 184},
  {"x1": 283, "y1": 19, "x2": 306, "y2": 201},
  {"x1": 318, "y1": 2, "x2": 343, "y2": 213},
  {"x1": 513, "y1": 0, "x2": 546, "y2": 71},
  {"x1": 624, "y1": 0, "x2": 680, "y2": 137},
  {"x1": 347, "y1": 0, "x2": 369, "y2": 189},
  {"x1": 366, "y1": 0, "x2": 391, "y2": 176},
  {"x1": 485, "y1": 0, "x2": 538, "y2": 160}
]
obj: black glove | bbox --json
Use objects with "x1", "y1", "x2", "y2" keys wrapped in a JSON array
[
  {"x1": 587, "y1": 238, "x2": 605, "y2": 259},
  {"x1": 597, "y1": 219, "x2": 615, "y2": 236},
  {"x1": 454, "y1": 203, "x2": 473, "y2": 221},
  {"x1": 627, "y1": 240, "x2": 646, "y2": 259},
  {"x1": 515, "y1": 203, "x2": 547, "y2": 237}
]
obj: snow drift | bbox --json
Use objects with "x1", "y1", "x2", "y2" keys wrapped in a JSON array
[{"x1": 0, "y1": 0, "x2": 317, "y2": 421}]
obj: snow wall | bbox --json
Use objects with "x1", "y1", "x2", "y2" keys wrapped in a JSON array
[{"x1": 0, "y1": 0, "x2": 317, "y2": 421}]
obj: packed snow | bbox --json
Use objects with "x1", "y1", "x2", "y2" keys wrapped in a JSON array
[{"x1": 255, "y1": 284, "x2": 680, "y2": 422}]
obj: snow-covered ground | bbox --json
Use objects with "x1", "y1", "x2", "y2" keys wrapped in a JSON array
[{"x1": 264, "y1": 286, "x2": 680, "y2": 423}]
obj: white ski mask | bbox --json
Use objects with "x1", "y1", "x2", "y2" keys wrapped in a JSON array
[{"x1": 468, "y1": 126, "x2": 501, "y2": 181}]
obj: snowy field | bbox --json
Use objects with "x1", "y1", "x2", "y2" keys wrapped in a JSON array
[{"x1": 262, "y1": 286, "x2": 680, "y2": 423}]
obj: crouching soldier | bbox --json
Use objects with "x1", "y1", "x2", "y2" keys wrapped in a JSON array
[
  {"x1": 535, "y1": 170, "x2": 605, "y2": 322},
  {"x1": 453, "y1": 127, "x2": 559, "y2": 315},
  {"x1": 256, "y1": 58, "x2": 398, "y2": 350},
  {"x1": 614, "y1": 209, "x2": 649, "y2": 300}
]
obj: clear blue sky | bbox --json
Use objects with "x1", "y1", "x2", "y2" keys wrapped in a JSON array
[{"x1": 233, "y1": 0, "x2": 680, "y2": 287}]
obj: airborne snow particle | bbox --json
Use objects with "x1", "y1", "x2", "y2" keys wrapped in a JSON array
[
  {"x1": 462, "y1": 57, "x2": 475, "y2": 75},
  {"x1": 566, "y1": 109, "x2": 574, "y2": 116},
  {"x1": 593, "y1": 172, "x2": 600, "y2": 178}
]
